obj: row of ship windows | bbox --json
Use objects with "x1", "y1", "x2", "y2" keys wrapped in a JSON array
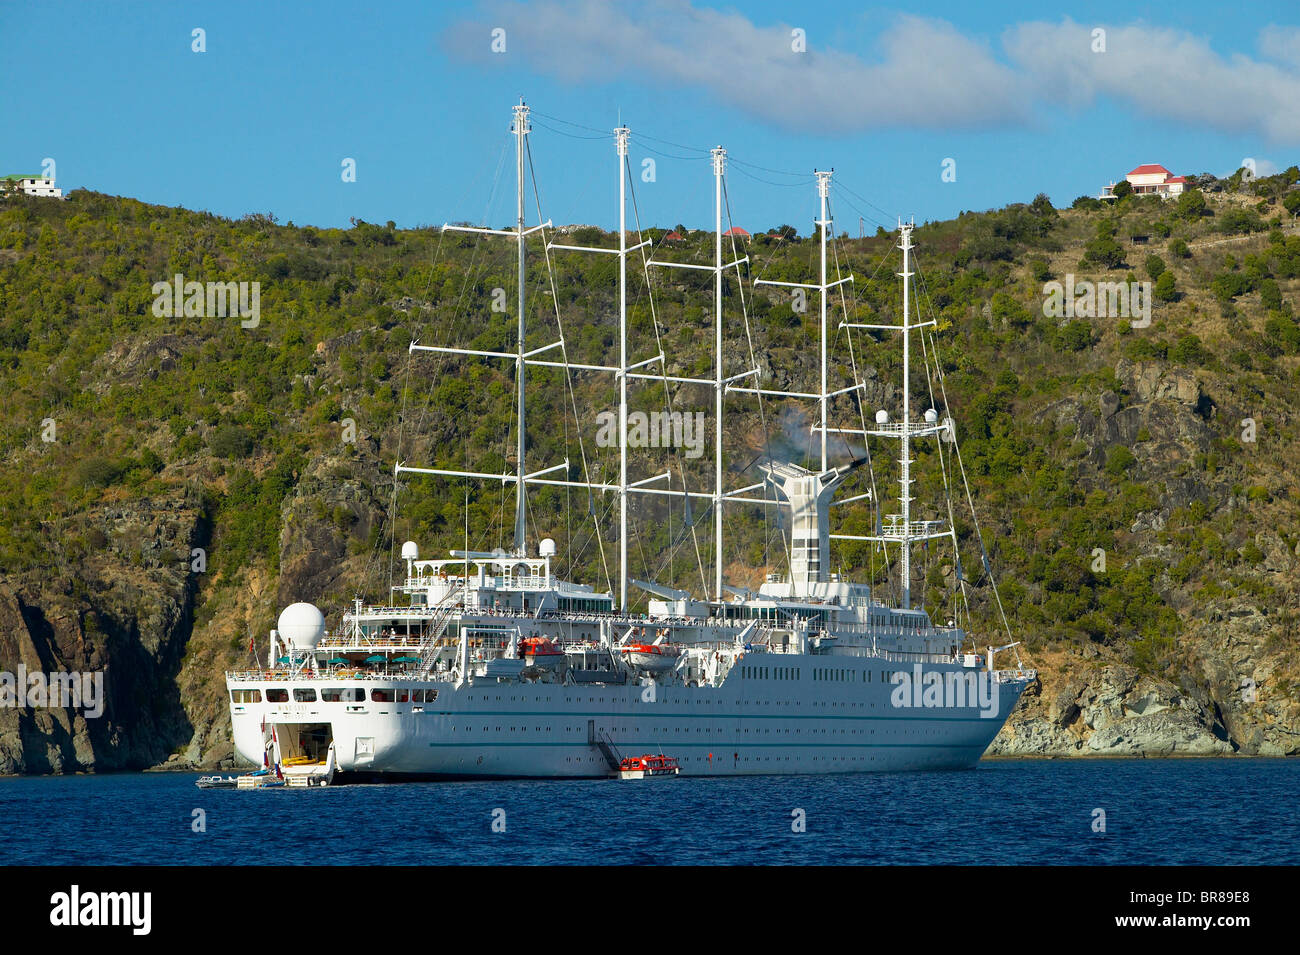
[
  {"x1": 233, "y1": 687, "x2": 901, "y2": 706},
  {"x1": 233, "y1": 686, "x2": 889, "y2": 712},
  {"x1": 231, "y1": 688, "x2": 440, "y2": 704},
  {"x1": 561, "y1": 755, "x2": 909, "y2": 764},
  {"x1": 740, "y1": 666, "x2": 881, "y2": 683},
  {"x1": 451, "y1": 726, "x2": 950, "y2": 736}
]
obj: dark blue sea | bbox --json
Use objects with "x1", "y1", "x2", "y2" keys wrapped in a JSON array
[{"x1": 2, "y1": 759, "x2": 1296, "y2": 865}]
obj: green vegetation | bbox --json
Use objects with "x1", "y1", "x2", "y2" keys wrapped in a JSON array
[{"x1": 2, "y1": 176, "x2": 1298, "y2": 684}]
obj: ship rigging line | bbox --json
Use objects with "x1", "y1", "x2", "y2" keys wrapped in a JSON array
[
  {"x1": 722, "y1": 175, "x2": 791, "y2": 577},
  {"x1": 625, "y1": 151, "x2": 711, "y2": 598},
  {"x1": 827, "y1": 206, "x2": 894, "y2": 601},
  {"x1": 833, "y1": 179, "x2": 899, "y2": 231},
  {"x1": 723, "y1": 174, "x2": 797, "y2": 587},
  {"x1": 377, "y1": 142, "x2": 510, "y2": 598},
  {"x1": 525, "y1": 134, "x2": 615, "y2": 597},
  {"x1": 912, "y1": 251, "x2": 1018, "y2": 650}
]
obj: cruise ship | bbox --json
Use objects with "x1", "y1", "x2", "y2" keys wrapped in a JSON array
[{"x1": 225, "y1": 102, "x2": 1035, "y2": 781}]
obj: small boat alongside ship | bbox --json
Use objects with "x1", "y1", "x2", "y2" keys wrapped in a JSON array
[{"x1": 618, "y1": 755, "x2": 681, "y2": 780}]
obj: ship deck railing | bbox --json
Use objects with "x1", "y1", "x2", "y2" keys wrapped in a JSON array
[{"x1": 226, "y1": 667, "x2": 459, "y2": 683}]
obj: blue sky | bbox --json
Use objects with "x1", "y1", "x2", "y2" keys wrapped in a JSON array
[{"x1": 4, "y1": 1, "x2": 1299, "y2": 234}]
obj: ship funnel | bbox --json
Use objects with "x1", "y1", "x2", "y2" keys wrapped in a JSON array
[{"x1": 759, "y1": 459, "x2": 863, "y2": 597}]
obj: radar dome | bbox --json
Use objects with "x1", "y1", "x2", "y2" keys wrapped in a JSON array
[
  {"x1": 278, "y1": 602, "x2": 326, "y2": 651},
  {"x1": 539, "y1": 538, "x2": 557, "y2": 557},
  {"x1": 924, "y1": 408, "x2": 938, "y2": 424},
  {"x1": 401, "y1": 540, "x2": 419, "y2": 560},
  {"x1": 875, "y1": 409, "x2": 889, "y2": 424}
]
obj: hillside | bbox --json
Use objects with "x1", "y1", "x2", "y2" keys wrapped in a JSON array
[{"x1": 2, "y1": 171, "x2": 1300, "y2": 772}]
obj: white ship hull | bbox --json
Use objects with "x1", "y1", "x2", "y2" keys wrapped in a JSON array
[{"x1": 229, "y1": 658, "x2": 1027, "y2": 778}]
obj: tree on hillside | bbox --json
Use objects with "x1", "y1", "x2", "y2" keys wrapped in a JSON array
[
  {"x1": 1084, "y1": 234, "x2": 1127, "y2": 269},
  {"x1": 1111, "y1": 180, "x2": 1133, "y2": 199},
  {"x1": 1145, "y1": 254, "x2": 1166, "y2": 281},
  {"x1": 1154, "y1": 270, "x2": 1177, "y2": 302},
  {"x1": 1175, "y1": 189, "x2": 1208, "y2": 221}
]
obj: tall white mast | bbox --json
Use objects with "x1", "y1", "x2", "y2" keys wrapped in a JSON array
[
  {"x1": 753, "y1": 170, "x2": 856, "y2": 473},
  {"x1": 617, "y1": 125, "x2": 630, "y2": 611},
  {"x1": 834, "y1": 218, "x2": 948, "y2": 610},
  {"x1": 712, "y1": 146, "x2": 726, "y2": 602},
  {"x1": 512, "y1": 100, "x2": 530, "y2": 555},
  {"x1": 406, "y1": 103, "x2": 708, "y2": 594},
  {"x1": 646, "y1": 146, "x2": 758, "y2": 604},
  {"x1": 816, "y1": 170, "x2": 831, "y2": 472},
  {"x1": 899, "y1": 220, "x2": 913, "y2": 608}
]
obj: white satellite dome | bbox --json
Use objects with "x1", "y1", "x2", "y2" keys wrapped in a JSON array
[
  {"x1": 924, "y1": 408, "x2": 938, "y2": 424},
  {"x1": 401, "y1": 540, "x2": 419, "y2": 561},
  {"x1": 277, "y1": 602, "x2": 326, "y2": 651},
  {"x1": 539, "y1": 538, "x2": 557, "y2": 557},
  {"x1": 875, "y1": 409, "x2": 889, "y2": 424}
]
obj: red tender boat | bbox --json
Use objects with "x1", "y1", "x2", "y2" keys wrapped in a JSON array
[{"x1": 617, "y1": 754, "x2": 681, "y2": 780}]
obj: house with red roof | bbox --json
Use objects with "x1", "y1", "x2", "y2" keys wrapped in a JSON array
[
  {"x1": 1100, "y1": 164, "x2": 1187, "y2": 200},
  {"x1": 722, "y1": 226, "x2": 750, "y2": 238},
  {"x1": 662, "y1": 230, "x2": 684, "y2": 242}
]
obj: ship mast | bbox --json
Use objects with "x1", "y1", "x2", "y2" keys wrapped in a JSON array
[
  {"x1": 617, "y1": 126, "x2": 630, "y2": 610},
  {"x1": 817, "y1": 169, "x2": 830, "y2": 471},
  {"x1": 406, "y1": 104, "x2": 748, "y2": 607},
  {"x1": 899, "y1": 221, "x2": 913, "y2": 608},
  {"x1": 512, "y1": 101, "x2": 529, "y2": 554},
  {"x1": 711, "y1": 146, "x2": 725, "y2": 602},
  {"x1": 648, "y1": 147, "x2": 758, "y2": 604}
]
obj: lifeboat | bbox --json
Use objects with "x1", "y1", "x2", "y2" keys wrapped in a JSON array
[
  {"x1": 619, "y1": 642, "x2": 681, "y2": 672},
  {"x1": 618, "y1": 754, "x2": 681, "y2": 780},
  {"x1": 520, "y1": 636, "x2": 564, "y2": 670}
]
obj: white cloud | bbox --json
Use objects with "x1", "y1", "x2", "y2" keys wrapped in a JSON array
[
  {"x1": 1259, "y1": 25, "x2": 1300, "y2": 67},
  {"x1": 443, "y1": 4, "x2": 1300, "y2": 144},
  {"x1": 442, "y1": 1, "x2": 1029, "y2": 132},
  {"x1": 1003, "y1": 18, "x2": 1300, "y2": 143}
]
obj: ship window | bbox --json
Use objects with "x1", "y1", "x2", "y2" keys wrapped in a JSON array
[
  {"x1": 397, "y1": 689, "x2": 410, "y2": 703},
  {"x1": 371, "y1": 689, "x2": 395, "y2": 702},
  {"x1": 230, "y1": 689, "x2": 261, "y2": 703},
  {"x1": 322, "y1": 687, "x2": 364, "y2": 702},
  {"x1": 413, "y1": 689, "x2": 425, "y2": 702},
  {"x1": 265, "y1": 689, "x2": 288, "y2": 703},
  {"x1": 293, "y1": 688, "x2": 317, "y2": 702}
]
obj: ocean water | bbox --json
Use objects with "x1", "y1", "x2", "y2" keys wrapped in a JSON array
[{"x1": 1, "y1": 758, "x2": 1296, "y2": 865}]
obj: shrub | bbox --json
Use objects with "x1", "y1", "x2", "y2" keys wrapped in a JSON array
[
  {"x1": 1154, "y1": 271, "x2": 1177, "y2": 302},
  {"x1": 209, "y1": 425, "x2": 254, "y2": 459},
  {"x1": 1105, "y1": 444, "x2": 1136, "y2": 477}
]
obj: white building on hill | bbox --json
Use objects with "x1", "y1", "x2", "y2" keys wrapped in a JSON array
[
  {"x1": 1100, "y1": 164, "x2": 1187, "y2": 200},
  {"x1": 1, "y1": 174, "x2": 63, "y2": 198}
]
